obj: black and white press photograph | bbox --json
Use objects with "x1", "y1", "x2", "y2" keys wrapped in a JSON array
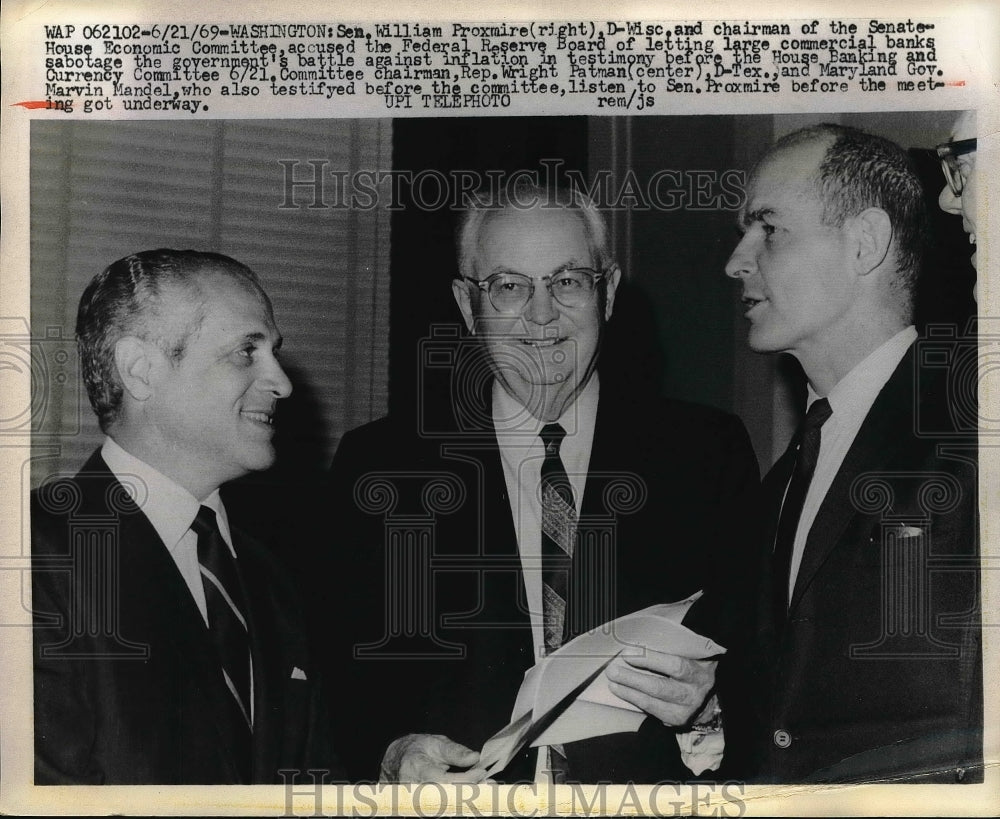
[{"x1": 20, "y1": 111, "x2": 985, "y2": 802}]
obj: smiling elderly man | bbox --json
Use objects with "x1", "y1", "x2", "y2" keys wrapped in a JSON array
[{"x1": 325, "y1": 181, "x2": 759, "y2": 784}]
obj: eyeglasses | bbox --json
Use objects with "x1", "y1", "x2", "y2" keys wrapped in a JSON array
[
  {"x1": 460, "y1": 268, "x2": 605, "y2": 313},
  {"x1": 936, "y1": 137, "x2": 977, "y2": 196}
]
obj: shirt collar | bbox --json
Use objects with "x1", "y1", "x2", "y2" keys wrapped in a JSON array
[
  {"x1": 807, "y1": 325, "x2": 917, "y2": 419},
  {"x1": 100, "y1": 436, "x2": 231, "y2": 552}
]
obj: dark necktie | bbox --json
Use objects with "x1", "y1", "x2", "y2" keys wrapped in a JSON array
[
  {"x1": 772, "y1": 397, "x2": 833, "y2": 621},
  {"x1": 191, "y1": 506, "x2": 253, "y2": 732},
  {"x1": 539, "y1": 423, "x2": 576, "y2": 782}
]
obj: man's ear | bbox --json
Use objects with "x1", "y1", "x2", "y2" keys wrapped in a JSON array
[
  {"x1": 452, "y1": 278, "x2": 476, "y2": 333},
  {"x1": 113, "y1": 336, "x2": 156, "y2": 401},
  {"x1": 603, "y1": 264, "x2": 623, "y2": 321},
  {"x1": 852, "y1": 207, "x2": 893, "y2": 277}
]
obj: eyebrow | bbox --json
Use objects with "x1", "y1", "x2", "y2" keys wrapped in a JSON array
[
  {"x1": 232, "y1": 330, "x2": 283, "y2": 349},
  {"x1": 745, "y1": 207, "x2": 775, "y2": 223},
  {"x1": 738, "y1": 207, "x2": 776, "y2": 229}
]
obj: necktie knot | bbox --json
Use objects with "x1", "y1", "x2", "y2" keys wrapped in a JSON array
[
  {"x1": 803, "y1": 397, "x2": 833, "y2": 433},
  {"x1": 793, "y1": 397, "x2": 832, "y2": 462},
  {"x1": 191, "y1": 505, "x2": 219, "y2": 539},
  {"x1": 540, "y1": 423, "x2": 567, "y2": 456}
]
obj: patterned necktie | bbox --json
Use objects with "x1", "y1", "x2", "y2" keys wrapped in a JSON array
[
  {"x1": 540, "y1": 423, "x2": 576, "y2": 655},
  {"x1": 191, "y1": 505, "x2": 253, "y2": 732},
  {"x1": 539, "y1": 423, "x2": 576, "y2": 783},
  {"x1": 771, "y1": 397, "x2": 833, "y2": 620}
]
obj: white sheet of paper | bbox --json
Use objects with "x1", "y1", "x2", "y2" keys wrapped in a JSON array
[{"x1": 478, "y1": 591, "x2": 726, "y2": 774}]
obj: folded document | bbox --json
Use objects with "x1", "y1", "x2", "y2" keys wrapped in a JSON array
[{"x1": 478, "y1": 592, "x2": 725, "y2": 777}]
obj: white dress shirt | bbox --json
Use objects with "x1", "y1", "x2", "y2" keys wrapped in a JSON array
[{"x1": 787, "y1": 325, "x2": 918, "y2": 597}]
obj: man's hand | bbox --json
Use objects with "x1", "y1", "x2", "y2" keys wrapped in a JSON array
[
  {"x1": 379, "y1": 733, "x2": 487, "y2": 783},
  {"x1": 605, "y1": 651, "x2": 717, "y2": 727}
]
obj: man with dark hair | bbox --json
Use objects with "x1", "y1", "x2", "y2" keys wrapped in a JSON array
[
  {"x1": 326, "y1": 182, "x2": 759, "y2": 783},
  {"x1": 725, "y1": 124, "x2": 981, "y2": 783},
  {"x1": 32, "y1": 249, "x2": 342, "y2": 784}
]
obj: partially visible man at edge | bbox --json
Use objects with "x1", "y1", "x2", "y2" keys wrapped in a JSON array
[
  {"x1": 322, "y1": 182, "x2": 761, "y2": 784},
  {"x1": 32, "y1": 249, "x2": 344, "y2": 783},
  {"x1": 937, "y1": 110, "x2": 979, "y2": 301},
  {"x1": 725, "y1": 124, "x2": 982, "y2": 783}
]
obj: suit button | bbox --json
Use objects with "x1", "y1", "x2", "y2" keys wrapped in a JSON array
[{"x1": 773, "y1": 729, "x2": 792, "y2": 748}]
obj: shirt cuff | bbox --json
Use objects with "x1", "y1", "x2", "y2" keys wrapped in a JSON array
[{"x1": 675, "y1": 694, "x2": 725, "y2": 775}]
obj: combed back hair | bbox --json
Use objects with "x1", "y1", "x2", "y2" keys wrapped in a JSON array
[
  {"x1": 76, "y1": 249, "x2": 265, "y2": 432},
  {"x1": 457, "y1": 177, "x2": 616, "y2": 281},
  {"x1": 762, "y1": 123, "x2": 927, "y2": 300}
]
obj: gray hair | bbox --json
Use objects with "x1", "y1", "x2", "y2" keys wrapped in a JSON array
[{"x1": 456, "y1": 177, "x2": 616, "y2": 280}]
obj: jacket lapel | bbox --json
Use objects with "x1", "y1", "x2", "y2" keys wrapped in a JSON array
[
  {"x1": 83, "y1": 452, "x2": 251, "y2": 781},
  {"x1": 758, "y1": 446, "x2": 798, "y2": 637},
  {"x1": 788, "y1": 348, "x2": 916, "y2": 613},
  {"x1": 437, "y1": 390, "x2": 527, "y2": 634},
  {"x1": 573, "y1": 390, "x2": 646, "y2": 634},
  {"x1": 442, "y1": 377, "x2": 521, "y2": 563}
]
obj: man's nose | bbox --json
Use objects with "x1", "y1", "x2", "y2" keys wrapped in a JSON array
[
  {"x1": 261, "y1": 357, "x2": 293, "y2": 399},
  {"x1": 523, "y1": 281, "x2": 559, "y2": 324},
  {"x1": 725, "y1": 234, "x2": 757, "y2": 279},
  {"x1": 938, "y1": 183, "x2": 962, "y2": 216}
]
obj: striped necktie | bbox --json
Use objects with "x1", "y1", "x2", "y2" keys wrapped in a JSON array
[
  {"x1": 539, "y1": 423, "x2": 576, "y2": 782},
  {"x1": 191, "y1": 505, "x2": 253, "y2": 731}
]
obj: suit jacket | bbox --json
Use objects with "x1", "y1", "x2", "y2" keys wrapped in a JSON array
[
  {"x1": 318, "y1": 373, "x2": 760, "y2": 783},
  {"x1": 32, "y1": 450, "x2": 343, "y2": 784},
  {"x1": 748, "y1": 344, "x2": 982, "y2": 783}
]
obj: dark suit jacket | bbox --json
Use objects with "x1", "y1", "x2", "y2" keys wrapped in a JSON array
[
  {"x1": 319, "y1": 375, "x2": 759, "y2": 783},
  {"x1": 748, "y1": 344, "x2": 982, "y2": 783},
  {"x1": 32, "y1": 450, "x2": 343, "y2": 784}
]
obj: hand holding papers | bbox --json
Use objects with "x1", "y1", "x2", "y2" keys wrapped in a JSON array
[{"x1": 478, "y1": 592, "x2": 725, "y2": 778}]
